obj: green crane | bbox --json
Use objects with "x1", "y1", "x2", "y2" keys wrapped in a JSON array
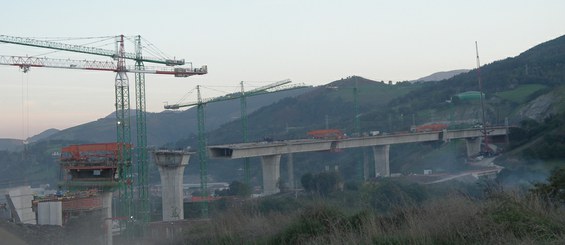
[
  {"x1": 0, "y1": 35, "x2": 206, "y2": 231},
  {"x1": 239, "y1": 79, "x2": 292, "y2": 185},
  {"x1": 165, "y1": 80, "x2": 307, "y2": 216}
]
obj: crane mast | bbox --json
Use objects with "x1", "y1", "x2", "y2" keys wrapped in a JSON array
[
  {"x1": 238, "y1": 79, "x2": 290, "y2": 186},
  {"x1": 475, "y1": 41, "x2": 491, "y2": 156},
  {"x1": 0, "y1": 34, "x2": 206, "y2": 235},
  {"x1": 134, "y1": 36, "x2": 149, "y2": 224},
  {"x1": 165, "y1": 80, "x2": 308, "y2": 211},
  {"x1": 114, "y1": 35, "x2": 133, "y2": 227},
  {"x1": 196, "y1": 86, "x2": 209, "y2": 218},
  {"x1": 240, "y1": 82, "x2": 250, "y2": 186}
]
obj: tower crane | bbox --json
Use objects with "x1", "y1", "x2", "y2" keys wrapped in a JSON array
[
  {"x1": 0, "y1": 35, "x2": 206, "y2": 229},
  {"x1": 239, "y1": 79, "x2": 291, "y2": 185},
  {"x1": 164, "y1": 80, "x2": 308, "y2": 217}
]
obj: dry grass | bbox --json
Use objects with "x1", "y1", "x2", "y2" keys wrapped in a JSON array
[
  {"x1": 179, "y1": 190, "x2": 565, "y2": 245},
  {"x1": 182, "y1": 206, "x2": 296, "y2": 244}
]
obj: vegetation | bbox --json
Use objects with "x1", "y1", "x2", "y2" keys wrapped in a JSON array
[
  {"x1": 178, "y1": 174, "x2": 565, "y2": 244},
  {"x1": 215, "y1": 181, "x2": 252, "y2": 197},
  {"x1": 300, "y1": 171, "x2": 342, "y2": 196},
  {"x1": 532, "y1": 167, "x2": 565, "y2": 204},
  {"x1": 495, "y1": 84, "x2": 548, "y2": 104},
  {"x1": 0, "y1": 140, "x2": 81, "y2": 189}
]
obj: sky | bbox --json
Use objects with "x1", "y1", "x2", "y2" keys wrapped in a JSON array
[{"x1": 1, "y1": 0, "x2": 564, "y2": 139}]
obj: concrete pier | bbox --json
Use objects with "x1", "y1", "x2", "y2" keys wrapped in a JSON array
[
  {"x1": 465, "y1": 137, "x2": 481, "y2": 157},
  {"x1": 101, "y1": 191, "x2": 113, "y2": 245},
  {"x1": 372, "y1": 145, "x2": 390, "y2": 177},
  {"x1": 153, "y1": 150, "x2": 192, "y2": 221},
  {"x1": 286, "y1": 153, "x2": 294, "y2": 190},
  {"x1": 261, "y1": 154, "x2": 281, "y2": 195}
]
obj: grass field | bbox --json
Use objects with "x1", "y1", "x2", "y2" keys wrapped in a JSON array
[{"x1": 495, "y1": 84, "x2": 547, "y2": 103}]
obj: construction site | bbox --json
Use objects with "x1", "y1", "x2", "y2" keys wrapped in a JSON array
[
  {"x1": 0, "y1": 32, "x2": 509, "y2": 245},
  {"x1": 0, "y1": 34, "x2": 310, "y2": 244}
]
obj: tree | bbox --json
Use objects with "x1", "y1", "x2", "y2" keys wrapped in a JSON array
[
  {"x1": 214, "y1": 180, "x2": 251, "y2": 197},
  {"x1": 301, "y1": 171, "x2": 342, "y2": 196},
  {"x1": 228, "y1": 180, "x2": 251, "y2": 197},
  {"x1": 532, "y1": 167, "x2": 565, "y2": 204},
  {"x1": 301, "y1": 173, "x2": 315, "y2": 192}
]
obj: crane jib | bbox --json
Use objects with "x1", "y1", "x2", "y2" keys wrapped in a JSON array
[{"x1": 0, "y1": 35, "x2": 185, "y2": 66}]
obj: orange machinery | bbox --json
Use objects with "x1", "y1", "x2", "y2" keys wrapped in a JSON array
[{"x1": 307, "y1": 129, "x2": 346, "y2": 140}]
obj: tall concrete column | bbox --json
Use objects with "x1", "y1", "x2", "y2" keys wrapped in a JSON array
[
  {"x1": 286, "y1": 153, "x2": 294, "y2": 190},
  {"x1": 372, "y1": 145, "x2": 390, "y2": 177},
  {"x1": 363, "y1": 148, "x2": 369, "y2": 180},
  {"x1": 465, "y1": 137, "x2": 481, "y2": 157},
  {"x1": 261, "y1": 154, "x2": 281, "y2": 195},
  {"x1": 153, "y1": 150, "x2": 192, "y2": 221},
  {"x1": 101, "y1": 191, "x2": 113, "y2": 245}
]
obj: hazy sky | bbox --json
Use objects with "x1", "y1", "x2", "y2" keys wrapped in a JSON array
[{"x1": 1, "y1": 0, "x2": 564, "y2": 139}]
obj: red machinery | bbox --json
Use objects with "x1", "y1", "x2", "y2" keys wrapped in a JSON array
[
  {"x1": 411, "y1": 123, "x2": 448, "y2": 133},
  {"x1": 60, "y1": 143, "x2": 131, "y2": 187},
  {"x1": 307, "y1": 129, "x2": 346, "y2": 140}
]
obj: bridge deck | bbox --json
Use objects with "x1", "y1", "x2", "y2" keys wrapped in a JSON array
[{"x1": 208, "y1": 127, "x2": 508, "y2": 159}]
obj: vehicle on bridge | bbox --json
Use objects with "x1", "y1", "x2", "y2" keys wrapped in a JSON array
[
  {"x1": 307, "y1": 129, "x2": 346, "y2": 140},
  {"x1": 411, "y1": 123, "x2": 448, "y2": 133}
]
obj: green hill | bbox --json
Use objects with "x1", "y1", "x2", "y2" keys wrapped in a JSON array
[
  {"x1": 173, "y1": 34, "x2": 565, "y2": 185},
  {"x1": 42, "y1": 88, "x2": 310, "y2": 146}
]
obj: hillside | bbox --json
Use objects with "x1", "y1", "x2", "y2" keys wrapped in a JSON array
[
  {"x1": 413, "y1": 69, "x2": 469, "y2": 82},
  {"x1": 175, "y1": 34, "x2": 565, "y2": 184},
  {"x1": 0, "y1": 139, "x2": 23, "y2": 152},
  {"x1": 27, "y1": 128, "x2": 59, "y2": 143},
  {"x1": 43, "y1": 88, "x2": 310, "y2": 146}
]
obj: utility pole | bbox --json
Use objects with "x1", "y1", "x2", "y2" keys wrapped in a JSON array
[
  {"x1": 353, "y1": 76, "x2": 363, "y2": 181},
  {"x1": 240, "y1": 81, "x2": 251, "y2": 187}
]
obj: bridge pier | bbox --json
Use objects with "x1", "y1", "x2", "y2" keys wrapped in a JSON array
[
  {"x1": 465, "y1": 137, "x2": 481, "y2": 157},
  {"x1": 372, "y1": 145, "x2": 390, "y2": 177},
  {"x1": 286, "y1": 153, "x2": 294, "y2": 190},
  {"x1": 261, "y1": 154, "x2": 281, "y2": 195},
  {"x1": 153, "y1": 150, "x2": 192, "y2": 221}
]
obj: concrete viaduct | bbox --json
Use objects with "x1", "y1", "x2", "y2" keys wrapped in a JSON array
[{"x1": 208, "y1": 127, "x2": 508, "y2": 195}]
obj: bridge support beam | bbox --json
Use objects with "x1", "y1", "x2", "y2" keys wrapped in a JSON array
[
  {"x1": 372, "y1": 145, "x2": 390, "y2": 177},
  {"x1": 261, "y1": 154, "x2": 281, "y2": 195},
  {"x1": 465, "y1": 137, "x2": 481, "y2": 157}
]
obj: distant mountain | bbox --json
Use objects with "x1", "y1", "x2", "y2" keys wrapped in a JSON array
[
  {"x1": 27, "y1": 128, "x2": 60, "y2": 143},
  {"x1": 42, "y1": 88, "x2": 311, "y2": 146},
  {"x1": 413, "y1": 69, "x2": 470, "y2": 82},
  {"x1": 0, "y1": 138, "x2": 23, "y2": 152},
  {"x1": 0, "y1": 129, "x2": 59, "y2": 152}
]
